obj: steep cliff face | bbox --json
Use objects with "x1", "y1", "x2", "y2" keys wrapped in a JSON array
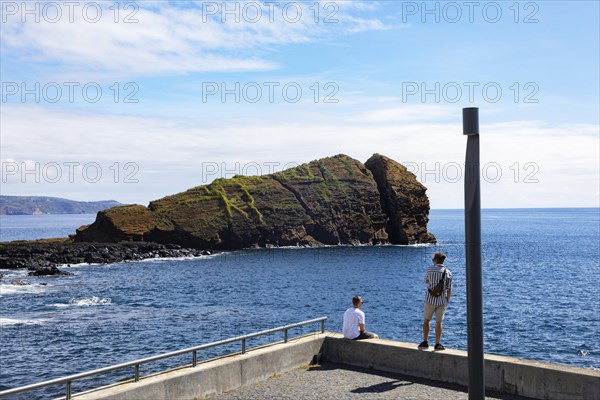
[
  {"x1": 74, "y1": 154, "x2": 435, "y2": 248},
  {"x1": 364, "y1": 154, "x2": 436, "y2": 244}
]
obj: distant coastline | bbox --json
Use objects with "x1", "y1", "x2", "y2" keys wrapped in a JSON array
[{"x1": 0, "y1": 196, "x2": 121, "y2": 215}]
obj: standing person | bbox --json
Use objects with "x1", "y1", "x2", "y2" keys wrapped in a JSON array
[
  {"x1": 419, "y1": 252, "x2": 452, "y2": 350},
  {"x1": 343, "y1": 295, "x2": 379, "y2": 340}
]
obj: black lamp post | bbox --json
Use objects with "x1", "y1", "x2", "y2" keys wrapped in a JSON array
[{"x1": 463, "y1": 107, "x2": 485, "y2": 400}]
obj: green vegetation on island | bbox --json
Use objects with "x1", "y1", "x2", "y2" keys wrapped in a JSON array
[{"x1": 74, "y1": 154, "x2": 435, "y2": 249}]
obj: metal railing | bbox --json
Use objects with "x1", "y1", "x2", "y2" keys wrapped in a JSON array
[{"x1": 0, "y1": 316, "x2": 327, "y2": 400}]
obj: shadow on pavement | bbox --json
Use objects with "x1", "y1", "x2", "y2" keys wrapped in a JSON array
[
  {"x1": 351, "y1": 379, "x2": 414, "y2": 393},
  {"x1": 306, "y1": 362, "x2": 534, "y2": 400}
]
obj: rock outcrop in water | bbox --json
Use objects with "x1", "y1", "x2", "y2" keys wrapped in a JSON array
[
  {"x1": 0, "y1": 241, "x2": 210, "y2": 270},
  {"x1": 74, "y1": 154, "x2": 435, "y2": 249},
  {"x1": 365, "y1": 154, "x2": 435, "y2": 244}
]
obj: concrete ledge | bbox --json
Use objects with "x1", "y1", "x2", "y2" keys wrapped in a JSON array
[
  {"x1": 72, "y1": 333, "x2": 326, "y2": 400},
  {"x1": 322, "y1": 333, "x2": 600, "y2": 400},
  {"x1": 69, "y1": 333, "x2": 599, "y2": 400}
]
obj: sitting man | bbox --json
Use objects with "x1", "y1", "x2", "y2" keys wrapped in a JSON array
[{"x1": 342, "y1": 295, "x2": 379, "y2": 340}]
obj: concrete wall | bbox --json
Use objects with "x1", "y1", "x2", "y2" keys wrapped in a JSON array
[
  {"x1": 323, "y1": 333, "x2": 600, "y2": 400},
  {"x1": 73, "y1": 334, "x2": 326, "y2": 400},
  {"x1": 71, "y1": 333, "x2": 599, "y2": 400}
]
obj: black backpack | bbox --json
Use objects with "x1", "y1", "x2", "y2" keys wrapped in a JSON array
[{"x1": 428, "y1": 269, "x2": 446, "y2": 297}]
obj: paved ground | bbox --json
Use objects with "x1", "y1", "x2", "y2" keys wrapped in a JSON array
[{"x1": 208, "y1": 362, "x2": 533, "y2": 400}]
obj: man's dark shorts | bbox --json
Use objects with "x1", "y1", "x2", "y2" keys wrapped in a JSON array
[{"x1": 354, "y1": 331, "x2": 377, "y2": 340}]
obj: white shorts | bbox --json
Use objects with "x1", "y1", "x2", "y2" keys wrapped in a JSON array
[{"x1": 424, "y1": 302, "x2": 448, "y2": 322}]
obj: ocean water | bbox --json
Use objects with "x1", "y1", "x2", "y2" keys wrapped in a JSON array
[
  {"x1": 0, "y1": 209, "x2": 599, "y2": 399},
  {"x1": 0, "y1": 214, "x2": 97, "y2": 242}
]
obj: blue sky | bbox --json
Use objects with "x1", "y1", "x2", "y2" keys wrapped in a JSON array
[{"x1": 1, "y1": 1, "x2": 598, "y2": 208}]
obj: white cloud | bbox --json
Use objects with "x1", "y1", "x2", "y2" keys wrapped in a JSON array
[
  {"x1": 341, "y1": 16, "x2": 404, "y2": 33},
  {"x1": 1, "y1": 104, "x2": 597, "y2": 208},
  {"x1": 1, "y1": 1, "x2": 395, "y2": 80},
  {"x1": 356, "y1": 105, "x2": 455, "y2": 122}
]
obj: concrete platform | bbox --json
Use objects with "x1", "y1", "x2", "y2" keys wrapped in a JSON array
[
  {"x1": 69, "y1": 333, "x2": 600, "y2": 400},
  {"x1": 322, "y1": 333, "x2": 600, "y2": 400},
  {"x1": 208, "y1": 362, "x2": 533, "y2": 400}
]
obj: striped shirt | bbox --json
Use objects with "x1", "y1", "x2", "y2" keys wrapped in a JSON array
[{"x1": 424, "y1": 264, "x2": 453, "y2": 306}]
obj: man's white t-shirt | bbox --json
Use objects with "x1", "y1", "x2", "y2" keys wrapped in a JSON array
[{"x1": 343, "y1": 307, "x2": 365, "y2": 339}]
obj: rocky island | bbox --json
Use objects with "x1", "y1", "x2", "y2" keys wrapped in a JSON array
[{"x1": 0, "y1": 154, "x2": 435, "y2": 273}]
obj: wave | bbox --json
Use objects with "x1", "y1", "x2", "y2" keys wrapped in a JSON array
[
  {"x1": 73, "y1": 296, "x2": 112, "y2": 306},
  {"x1": 140, "y1": 254, "x2": 218, "y2": 263},
  {"x1": 578, "y1": 349, "x2": 591, "y2": 357},
  {"x1": 246, "y1": 242, "x2": 436, "y2": 250},
  {"x1": 58, "y1": 253, "x2": 221, "y2": 269},
  {"x1": 49, "y1": 303, "x2": 70, "y2": 308},
  {"x1": 0, "y1": 318, "x2": 43, "y2": 326},
  {"x1": 0, "y1": 269, "x2": 28, "y2": 278},
  {"x1": 58, "y1": 262, "x2": 94, "y2": 268},
  {"x1": 50, "y1": 296, "x2": 112, "y2": 307},
  {"x1": 0, "y1": 283, "x2": 50, "y2": 296}
]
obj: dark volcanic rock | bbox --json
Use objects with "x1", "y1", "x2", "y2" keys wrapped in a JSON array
[
  {"x1": 28, "y1": 266, "x2": 73, "y2": 276},
  {"x1": 365, "y1": 154, "x2": 436, "y2": 244},
  {"x1": 0, "y1": 241, "x2": 209, "y2": 270},
  {"x1": 74, "y1": 154, "x2": 435, "y2": 249}
]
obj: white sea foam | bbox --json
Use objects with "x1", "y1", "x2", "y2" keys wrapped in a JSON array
[
  {"x1": 50, "y1": 296, "x2": 112, "y2": 308},
  {"x1": 261, "y1": 243, "x2": 370, "y2": 250},
  {"x1": 141, "y1": 254, "x2": 221, "y2": 263},
  {"x1": 58, "y1": 262, "x2": 94, "y2": 268},
  {"x1": 49, "y1": 303, "x2": 70, "y2": 308},
  {"x1": 70, "y1": 296, "x2": 112, "y2": 307},
  {"x1": 263, "y1": 242, "x2": 435, "y2": 250},
  {"x1": 0, "y1": 318, "x2": 43, "y2": 326},
  {"x1": 0, "y1": 283, "x2": 50, "y2": 296},
  {"x1": 58, "y1": 253, "x2": 220, "y2": 269},
  {"x1": 137, "y1": 251, "x2": 224, "y2": 262},
  {"x1": 0, "y1": 269, "x2": 28, "y2": 278}
]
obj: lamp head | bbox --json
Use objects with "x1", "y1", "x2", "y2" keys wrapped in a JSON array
[{"x1": 463, "y1": 107, "x2": 479, "y2": 135}]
